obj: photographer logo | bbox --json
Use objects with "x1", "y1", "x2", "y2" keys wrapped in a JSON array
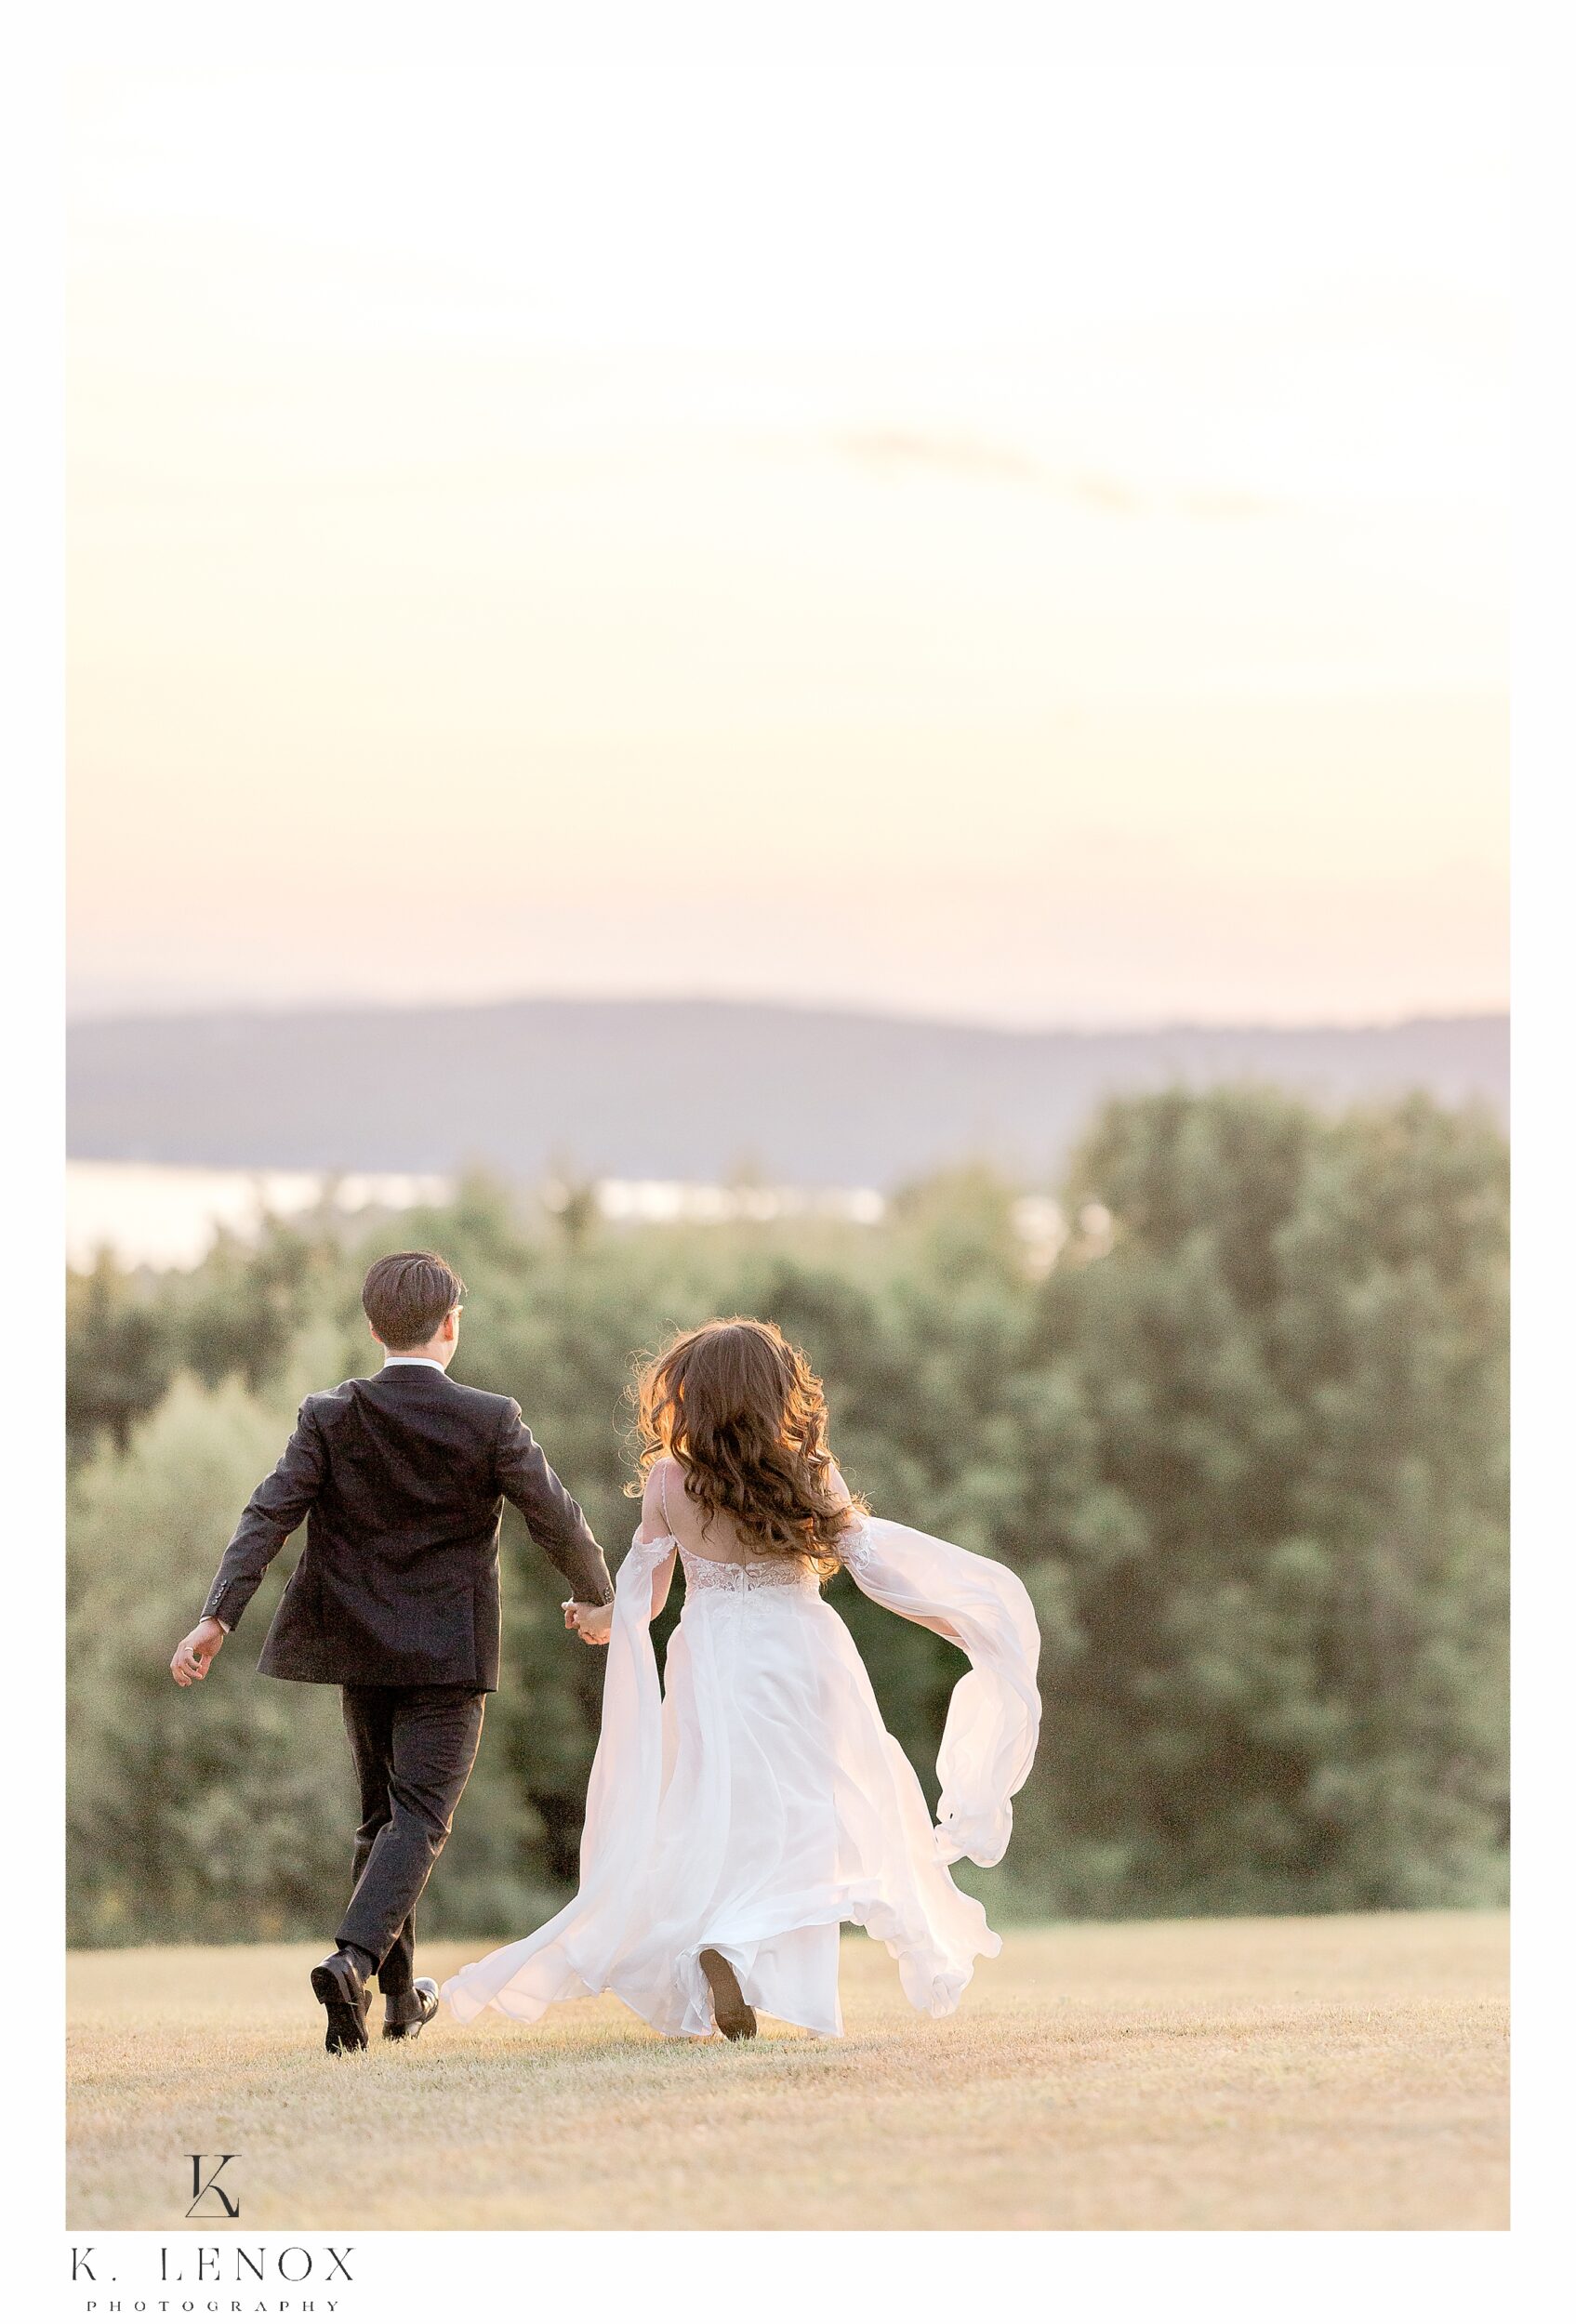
[{"x1": 185, "y1": 2151, "x2": 241, "y2": 2219}]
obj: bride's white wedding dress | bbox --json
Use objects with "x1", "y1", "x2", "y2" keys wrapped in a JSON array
[{"x1": 441, "y1": 1514, "x2": 1041, "y2": 2039}]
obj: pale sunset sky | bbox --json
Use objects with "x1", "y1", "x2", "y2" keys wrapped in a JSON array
[{"x1": 67, "y1": 63, "x2": 1507, "y2": 1027}]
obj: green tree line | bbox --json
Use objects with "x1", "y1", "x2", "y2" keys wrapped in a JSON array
[{"x1": 65, "y1": 1085, "x2": 1509, "y2": 1947}]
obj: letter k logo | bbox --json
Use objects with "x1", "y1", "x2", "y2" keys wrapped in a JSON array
[{"x1": 186, "y1": 2153, "x2": 241, "y2": 2218}]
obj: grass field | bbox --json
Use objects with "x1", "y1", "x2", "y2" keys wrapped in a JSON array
[{"x1": 67, "y1": 1910, "x2": 1507, "y2": 2231}]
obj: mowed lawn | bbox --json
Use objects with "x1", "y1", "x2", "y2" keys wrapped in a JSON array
[{"x1": 67, "y1": 1910, "x2": 1506, "y2": 2232}]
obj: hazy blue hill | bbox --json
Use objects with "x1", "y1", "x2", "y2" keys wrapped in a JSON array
[{"x1": 66, "y1": 998, "x2": 1509, "y2": 1188}]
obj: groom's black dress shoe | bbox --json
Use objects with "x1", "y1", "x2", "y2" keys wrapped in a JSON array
[
  {"x1": 382, "y1": 1978, "x2": 440, "y2": 2041},
  {"x1": 311, "y1": 1948, "x2": 372, "y2": 2053}
]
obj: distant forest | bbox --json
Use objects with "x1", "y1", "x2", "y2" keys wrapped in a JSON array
[
  {"x1": 66, "y1": 1081, "x2": 1509, "y2": 1947},
  {"x1": 67, "y1": 997, "x2": 1508, "y2": 1186}
]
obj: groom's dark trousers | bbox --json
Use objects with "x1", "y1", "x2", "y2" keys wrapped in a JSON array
[
  {"x1": 198, "y1": 1362, "x2": 613, "y2": 1988},
  {"x1": 338, "y1": 1682, "x2": 486, "y2": 1992}
]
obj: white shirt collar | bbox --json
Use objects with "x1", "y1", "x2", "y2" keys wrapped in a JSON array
[{"x1": 380, "y1": 1356, "x2": 448, "y2": 1372}]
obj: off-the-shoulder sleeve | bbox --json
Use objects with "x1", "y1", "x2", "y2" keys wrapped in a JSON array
[
  {"x1": 839, "y1": 1516, "x2": 1041, "y2": 1869},
  {"x1": 441, "y1": 1529, "x2": 670, "y2": 2025}
]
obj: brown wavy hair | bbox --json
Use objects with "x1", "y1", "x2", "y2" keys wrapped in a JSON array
[{"x1": 629, "y1": 1317, "x2": 862, "y2": 1576}]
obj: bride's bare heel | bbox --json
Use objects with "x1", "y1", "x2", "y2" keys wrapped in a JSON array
[{"x1": 700, "y1": 1948, "x2": 758, "y2": 2041}]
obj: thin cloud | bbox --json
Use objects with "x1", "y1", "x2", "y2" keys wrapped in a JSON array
[
  {"x1": 831, "y1": 429, "x2": 1265, "y2": 518},
  {"x1": 835, "y1": 429, "x2": 1040, "y2": 483},
  {"x1": 1065, "y1": 469, "x2": 1142, "y2": 513}
]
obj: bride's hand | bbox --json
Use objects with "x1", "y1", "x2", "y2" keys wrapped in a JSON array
[{"x1": 565, "y1": 1599, "x2": 613, "y2": 1646}]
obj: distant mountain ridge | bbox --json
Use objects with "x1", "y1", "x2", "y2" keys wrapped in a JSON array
[{"x1": 66, "y1": 999, "x2": 1509, "y2": 1189}]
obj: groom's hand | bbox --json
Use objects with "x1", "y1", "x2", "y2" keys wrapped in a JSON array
[
  {"x1": 170, "y1": 1618, "x2": 227, "y2": 1685},
  {"x1": 563, "y1": 1599, "x2": 613, "y2": 1646}
]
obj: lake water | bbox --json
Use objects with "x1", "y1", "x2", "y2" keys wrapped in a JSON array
[
  {"x1": 64, "y1": 1161, "x2": 895, "y2": 1272},
  {"x1": 65, "y1": 1161, "x2": 455, "y2": 1271}
]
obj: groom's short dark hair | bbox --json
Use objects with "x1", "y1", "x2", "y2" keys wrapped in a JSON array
[{"x1": 362, "y1": 1251, "x2": 467, "y2": 1350}]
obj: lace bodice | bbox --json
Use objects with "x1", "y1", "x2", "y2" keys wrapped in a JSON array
[
  {"x1": 626, "y1": 1524, "x2": 876, "y2": 1600},
  {"x1": 679, "y1": 1548, "x2": 820, "y2": 1599},
  {"x1": 634, "y1": 1458, "x2": 880, "y2": 1603}
]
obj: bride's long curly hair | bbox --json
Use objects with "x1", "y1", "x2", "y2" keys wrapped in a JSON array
[{"x1": 629, "y1": 1317, "x2": 861, "y2": 1576}]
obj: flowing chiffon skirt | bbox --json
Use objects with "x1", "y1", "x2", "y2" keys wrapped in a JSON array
[{"x1": 442, "y1": 1520, "x2": 1040, "y2": 2040}]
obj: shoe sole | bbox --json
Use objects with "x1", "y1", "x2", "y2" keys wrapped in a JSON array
[
  {"x1": 700, "y1": 1948, "x2": 758, "y2": 2042},
  {"x1": 311, "y1": 1963, "x2": 368, "y2": 2054},
  {"x1": 382, "y1": 2012, "x2": 435, "y2": 2040},
  {"x1": 382, "y1": 1977, "x2": 440, "y2": 2041}
]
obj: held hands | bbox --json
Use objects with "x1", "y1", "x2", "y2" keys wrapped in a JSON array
[
  {"x1": 170, "y1": 1618, "x2": 227, "y2": 1686},
  {"x1": 563, "y1": 1598, "x2": 613, "y2": 1647}
]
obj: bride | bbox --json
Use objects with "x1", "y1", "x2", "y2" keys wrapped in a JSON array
[{"x1": 441, "y1": 1317, "x2": 1041, "y2": 2042}]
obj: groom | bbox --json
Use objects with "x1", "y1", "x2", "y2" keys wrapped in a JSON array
[{"x1": 168, "y1": 1250, "x2": 615, "y2": 2053}]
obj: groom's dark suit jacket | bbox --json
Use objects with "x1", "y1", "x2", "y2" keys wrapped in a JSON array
[{"x1": 200, "y1": 1364, "x2": 613, "y2": 1691}]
